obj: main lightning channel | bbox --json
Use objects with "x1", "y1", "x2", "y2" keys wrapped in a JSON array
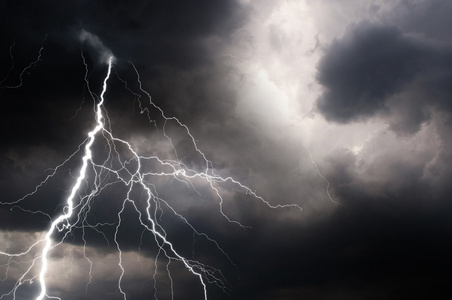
[{"x1": 35, "y1": 56, "x2": 114, "y2": 300}]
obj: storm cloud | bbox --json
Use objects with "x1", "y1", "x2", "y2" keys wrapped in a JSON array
[
  {"x1": 2, "y1": 1, "x2": 452, "y2": 299},
  {"x1": 316, "y1": 20, "x2": 452, "y2": 135}
]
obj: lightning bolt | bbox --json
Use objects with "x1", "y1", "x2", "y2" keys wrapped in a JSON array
[
  {"x1": 0, "y1": 35, "x2": 47, "y2": 89},
  {"x1": 0, "y1": 36, "x2": 302, "y2": 300},
  {"x1": 306, "y1": 146, "x2": 342, "y2": 206},
  {"x1": 35, "y1": 54, "x2": 114, "y2": 300}
]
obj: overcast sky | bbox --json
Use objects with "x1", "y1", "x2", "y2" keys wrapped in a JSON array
[{"x1": 1, "y1": 0, "x2": 452, "y2": 299}]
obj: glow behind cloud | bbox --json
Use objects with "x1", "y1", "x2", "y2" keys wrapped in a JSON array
[{"x1": 79, "y1": 30, "x2": 115, "y2": 64}]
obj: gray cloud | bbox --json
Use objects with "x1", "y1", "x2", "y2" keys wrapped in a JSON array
[
  {"x1": 316, "y1": 16, "x2": 452, "y2": 136},
  {"x1": 316, "y1": 23, "x2": 424, "y2": 123}
]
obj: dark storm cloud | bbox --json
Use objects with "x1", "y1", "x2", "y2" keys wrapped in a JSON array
[
  {"x1": 316, "y1": 17, "x2": 452, "y2": 135},
  {"x1": 316, "y1": 23, "x2": 423, "y2": 123}
]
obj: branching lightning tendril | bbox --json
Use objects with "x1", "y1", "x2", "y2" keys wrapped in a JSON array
[
  {"x1": 306, "y1": 147, "x2": 342, "y2": 206},
  {"x1": 0, "y1": 37, "x2": 302, "y2": 300}
]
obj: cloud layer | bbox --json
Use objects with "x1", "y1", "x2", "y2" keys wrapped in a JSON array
[{"x1": 2, "y1": 0, "x2": 452, "y2": 299}]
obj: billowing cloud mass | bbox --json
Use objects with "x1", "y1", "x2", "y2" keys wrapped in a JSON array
[
  {"x1": 1, "y1": 0, "x2": 452, "y2": 299},
  {"x1": 316, "y1": 23, "x2": 424, "y2": 123},
  {"x1": 316, "y1": 2, "x2": 452, "y2": 136}
]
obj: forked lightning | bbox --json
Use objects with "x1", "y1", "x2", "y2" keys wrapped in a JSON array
[{"x1": 0, "y1": 39, "x2": 302, "y2": 300}]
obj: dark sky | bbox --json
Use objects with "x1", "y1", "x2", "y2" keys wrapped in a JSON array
[{"x1": 1, "y1": 1, "x2": 452, "y2": 299}]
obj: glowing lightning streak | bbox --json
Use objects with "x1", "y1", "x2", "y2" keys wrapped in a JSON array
[
  {"x1": 0, "y1": 35, "x2": 47, "y2": 89},
  {"x1": 35, "y1": 56, "x2": 113, "y2": 300},
  {"x1": 306, "y1": 146, "x2": 342, "y2": 206},
  {"x1": 28, "y1": 54, "x2": 217, "y2": 300}
]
